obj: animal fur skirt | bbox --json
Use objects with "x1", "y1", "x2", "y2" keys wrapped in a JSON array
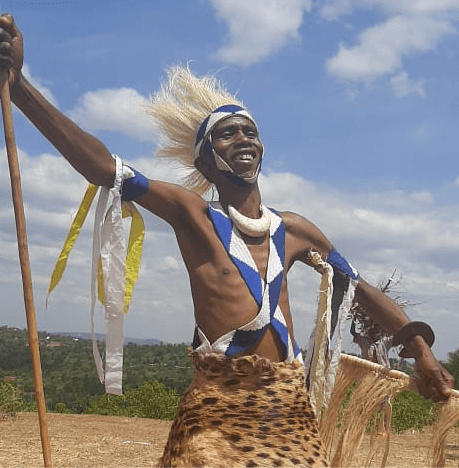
[{"x1": 158, "y1": 351, "x2": 330, "y2": 467}]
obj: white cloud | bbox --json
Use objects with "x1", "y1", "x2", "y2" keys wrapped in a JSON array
[
  {"x1": 208, "y1": 0, "x2": 312, "y2": 66},
  {"x1": 67, "y1": 88, "x2": 158, "y2": 142},
  {"x1": 395, "y1": 0, "x2": 459, "y2": 15},
  {"x1": 209, "y1": 0, "x2": 458, "y2": 101},
  {"x1": 390, "y1": 71, "x2": 426, "y2": 98},
  {"x1": 320, "y1": 0, "x2": 459, "y2": 98},
  {"x1": 320, "y1": 0, "x2": 360, "y2": 21},
  {"x1": 157, "y1": 255, "x2": 181, "y2": 272},
  {"x1": 408, "y1": 191, "x2": 433, "y2": 203},
  {"x1": 259, "y1": 170, "x2": 459, "y2": 278},
  {"x1": 326, "y1": 14, "x2": 455, "y2": 82},
  {"x1": 455, "y1": 176, "x2": 459, "y2": 186},
  {"x1": 364, "y1": 189, "x2": 434, "y2": 207},
  {"x1": 320, "y1": 0, "x2": 459, "y2": 21}
]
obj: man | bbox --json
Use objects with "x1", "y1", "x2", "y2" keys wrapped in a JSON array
[{"x1": 0, "y1": 14, "x2": 454, "y2": 468}]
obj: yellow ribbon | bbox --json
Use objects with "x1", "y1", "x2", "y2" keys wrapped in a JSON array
[
  {"x1": 47, "y1": 184, "x2": 98, "y2": 300},
  {"x1": 47, "y1": 183, "x2": 145, "y2": 312},
  {"x1": 97, "y1": 201, "x2": 145, "y2": 312}
]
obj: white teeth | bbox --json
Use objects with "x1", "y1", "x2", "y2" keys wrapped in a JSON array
[{"x1": 238, "y1": 154, "x2": 254, "y2": 161}]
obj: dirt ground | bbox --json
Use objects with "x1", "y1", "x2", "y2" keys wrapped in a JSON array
[{"x1": 0, "y1": 412, "x2": 458, "y2": 467}]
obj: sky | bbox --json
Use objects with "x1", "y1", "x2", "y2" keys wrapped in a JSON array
[{"x1": 0, "y1": 0, "x2": 458, "y2": 361}]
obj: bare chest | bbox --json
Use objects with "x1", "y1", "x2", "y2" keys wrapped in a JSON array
[
  {"x1": 199, "y1": 235, "x2": 271, "y2": 287},
  {"x1": 190, "y1": 231, "x2": 275, "y2": 298},
  {"x1": 243, "y1": 235, "x2": 270, "y2": 280}
]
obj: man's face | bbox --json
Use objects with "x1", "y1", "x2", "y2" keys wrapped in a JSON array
[{"x1": 210, "y1": 115, "x2": 263, "y2": 182}]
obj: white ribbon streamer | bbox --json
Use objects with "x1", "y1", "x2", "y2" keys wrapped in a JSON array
[
  {"x1": 304, "y1": 251, "x2": 358, "y2": 417},
  {"x1": 90, "y1": 155, "x2": 126, "y2": 395}
]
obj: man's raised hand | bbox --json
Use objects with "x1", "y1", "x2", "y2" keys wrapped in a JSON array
[
  {"x1": 414, "y1": 350, "x2": 456, "y2": 403},
  {"x1": 0, "y1": 14, "x2": 24, "y2": 89}
]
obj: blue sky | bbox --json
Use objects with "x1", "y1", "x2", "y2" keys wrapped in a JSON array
[{"x1": 0, "y1": 0, "x2": 458, "y2": 361}]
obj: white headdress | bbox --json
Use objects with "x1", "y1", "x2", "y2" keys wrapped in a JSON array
[{"x1": 146, "y1": 65, "x2": 255, "y2": 195}]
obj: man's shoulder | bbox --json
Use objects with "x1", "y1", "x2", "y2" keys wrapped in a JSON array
[
  {"x1": 139, "y1": 179, "x2": 209, "y2": 228},
  {"x1": 277, "y1": 210, "x2": 332, "y2": 254},
  {"x1": 276, "y1": 210, "x2": 316, "y2": 231}
]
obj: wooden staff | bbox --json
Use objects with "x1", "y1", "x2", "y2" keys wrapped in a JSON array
[{"x1": 0, "y1": 56, "x2": 53, "y2": 468}]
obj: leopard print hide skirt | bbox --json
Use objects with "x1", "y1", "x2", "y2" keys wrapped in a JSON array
[{"x1": 158, "y1": 351, "x2": 329, "y2": 467}]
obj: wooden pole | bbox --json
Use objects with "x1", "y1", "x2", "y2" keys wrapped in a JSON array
[{"x1": 0, "y1": 64, "x2": 53, "y2": 467}]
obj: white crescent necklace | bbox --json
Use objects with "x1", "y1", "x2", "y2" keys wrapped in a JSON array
[{"x1": 227, "y1": 204, "x2": 271, "y2": 237}]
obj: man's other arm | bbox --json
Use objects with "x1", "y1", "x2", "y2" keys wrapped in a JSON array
[{"x1": 286, "y1": 211, "x2": 455, "y2": 401}]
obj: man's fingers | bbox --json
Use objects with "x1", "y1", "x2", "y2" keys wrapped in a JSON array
[
  {"x1": 0, "y1": 24, "x2": 14, "y2": 61},
  {"x1": 416, "y1": 369, "x2": 454, "y2": 403},
  {"x1": 0, "y1": 27, "x2": 12, "y2": 41},
  {"x1": 0, "y1": 14, "x2": 18, "y2": 39},
  {"x1": 0, "y1": 13, "x2": 15, "y2": 25},
  {"x1": 432, "y1": 368, "x2": 455, "y2": 397}
]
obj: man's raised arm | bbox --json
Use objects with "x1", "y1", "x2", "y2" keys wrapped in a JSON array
[
  {"x1": 0, "y1": 14, "x2": 209, "y2": 230},
  {"x1": 0, "y1": 13, "x2": 115, "y2": 186}
]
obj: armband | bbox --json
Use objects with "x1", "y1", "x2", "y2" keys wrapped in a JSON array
[
  {"x1": 326, "y1": 247, "x2": 359, "y2": 280},
  {"x1": 392, "y1": 321, "x2": 435, "y2": 358},
  {"x1": 121, "y1": 165, "x2": 149, "y2": 201}
]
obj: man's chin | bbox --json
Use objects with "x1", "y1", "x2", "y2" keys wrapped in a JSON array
[{"x1": 239, "y1": 174, "x2": 259, "y2": 184}]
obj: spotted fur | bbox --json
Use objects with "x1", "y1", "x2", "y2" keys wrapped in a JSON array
[{"x1": 158, "y1": 351, "x2": 329, "y2": 467}]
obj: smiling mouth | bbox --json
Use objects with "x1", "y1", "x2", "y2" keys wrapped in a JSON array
[
  {"x1": 234, "y1": 153, "x2": 255, "y2": 162},
  {"x1": 233, "y1": 154, "x2": 260, "y2": 179}
]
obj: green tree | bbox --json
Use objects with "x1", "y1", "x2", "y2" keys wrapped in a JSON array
[
  {"x1": 0, "y1": 381, "x2": 36, "y2": 418},
  {"x1": 84, "y1": 380, "x2": 180, "y2": 420},
  {"x1": 442, "y1": 349, "x2": 459, "y2": 388}
]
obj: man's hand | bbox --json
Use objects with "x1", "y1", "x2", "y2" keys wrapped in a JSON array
[
  {"x1": 413, "y1": 347, "x2": 455, "y2": 402},
  {"x1": 0, "y1": 13, "x2": 24, "y2": 89}
]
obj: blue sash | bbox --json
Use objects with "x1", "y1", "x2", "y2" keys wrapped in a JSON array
[{"x1": 192, "y1": 202, "x2": 302, "y2": 362}]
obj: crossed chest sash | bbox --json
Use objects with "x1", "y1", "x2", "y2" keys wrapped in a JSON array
[{"x1": 192, "y1": 201, "x2": 302, "y2": 362}]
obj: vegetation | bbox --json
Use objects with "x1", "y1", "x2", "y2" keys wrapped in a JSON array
[
  {"x1": 391, "y1": 390, "x2": 438, "y2": 433},
  {"x1": 0, "y1": 381, "x2": 36, "y2": 419},
  {"x1": 84, "y1": 380, "x2": 180, "y2": 420},
  {"x1": 443, "y1": 349, "x2": 459, "y2": 386},
  {"x1": 0, "y1": 326, "x2": 457, "y2": 430},
  {"x1": 0, "y1": 326, "x2": 192, "y2": 415}
]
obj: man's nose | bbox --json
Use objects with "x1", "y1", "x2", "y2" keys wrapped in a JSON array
[{"x1": 235, "y1": 130, "x2": 250, "y2": 143}]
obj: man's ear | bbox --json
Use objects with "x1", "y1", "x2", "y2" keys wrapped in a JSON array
[{"x1": 195, "y1": 156, "x2": 214, "y2": 183}]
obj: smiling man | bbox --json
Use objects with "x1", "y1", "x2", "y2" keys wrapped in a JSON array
[{"x1": 0, "y1": 13, "x2": 455, "y2": 468}]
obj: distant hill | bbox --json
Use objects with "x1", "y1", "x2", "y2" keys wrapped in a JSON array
[{"x1": 53, "y1": 331, "x2": 163, "y2": 346}]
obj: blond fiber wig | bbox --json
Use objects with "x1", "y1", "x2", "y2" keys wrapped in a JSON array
[{"x1": 146, "y1": 65, "x2": 246, "y2": 195}]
